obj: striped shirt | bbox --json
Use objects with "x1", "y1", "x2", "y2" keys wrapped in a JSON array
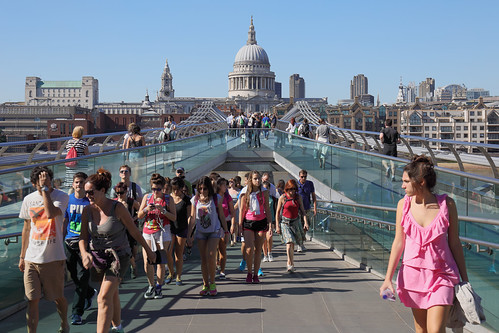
[{"x1": 66, "y1": 138, "x2": 88, "y2": 157}]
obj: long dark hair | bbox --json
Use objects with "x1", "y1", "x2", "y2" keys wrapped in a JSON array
[
  {"x1": 245, "y1": 170, "x2": 262, "y2": 207},
  {"x1": 197, "y1": 176, "x2": 215, "y2": 198}
]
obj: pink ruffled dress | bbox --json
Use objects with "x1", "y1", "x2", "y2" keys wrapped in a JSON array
[{"x1": 396, "y1": 194, "x2": 460, "y2": 309}]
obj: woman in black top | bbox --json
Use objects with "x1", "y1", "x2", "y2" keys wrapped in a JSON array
[{"x1": 169, "y1": 177, "x2": 192, "y2": 285}]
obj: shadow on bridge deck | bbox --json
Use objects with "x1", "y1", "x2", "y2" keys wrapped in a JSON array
[{"x1": 1, "y1": 238, "x2": 417, "y2": 333}]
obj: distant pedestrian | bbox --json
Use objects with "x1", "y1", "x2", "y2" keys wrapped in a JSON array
[
  {"x1": 298, "y1": 118, "x2": 311, "y2": 138},
  {"x1": 315, "y1": 118, "x2": 330, "y2": 169},
  {"x1": 19, "y1": 166, "x2": 70, "y2": 333},
  {"x1": 380, "y1": 119, "x2": 401, "y2": 181},
  {"x1": 296, "y1": 169, "x2": 316, "y2": 251},
  {"x1": 65, "y1": 126, "x2": 89, "y2": 187},
  {"x1": 285, "y1": 117, "x2": 298, "y2": 145}
]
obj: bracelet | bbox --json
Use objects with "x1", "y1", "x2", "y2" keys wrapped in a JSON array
[{"x1": 19, "y1": 256, "x2": 24, "y2": 259}]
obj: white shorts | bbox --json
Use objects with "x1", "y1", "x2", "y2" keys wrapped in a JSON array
[{"x1": 143, "y1": 225, "x2": 171, "y2": 252}]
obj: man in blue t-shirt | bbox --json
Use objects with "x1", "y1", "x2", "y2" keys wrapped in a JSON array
[
  {"x1": 64, "y1": 172, "x2": 94, "y2": 325},
  {"x1": 297, "y1": 169, "x2": 317, "y2": 252}
]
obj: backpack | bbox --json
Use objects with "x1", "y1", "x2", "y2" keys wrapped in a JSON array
[
  {"x1": 65, "y1": 141, "x2": 79, "y2": 167},
  {"x1": 240, "y1": 116, "x2": 245, "y2": 126},
  {"x1": 231, "y1": 117, "x2": 238, "y2": 128},
  {"x1": 301, "y1": 124, "x2": 310, "y2": 138},
  {"x1": 131, "y1": 182, "x2": 138, "y2": 200},
  {"x1": 248, "y1": 117, "x2": 254, "y2": 128}
]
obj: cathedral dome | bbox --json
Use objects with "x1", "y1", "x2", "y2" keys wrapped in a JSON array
[{"x1": 234, "y1": 44, "x2": 269, "y2": 65}]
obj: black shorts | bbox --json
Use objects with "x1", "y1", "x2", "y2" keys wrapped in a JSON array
[
  {"x1": 383, "y1": 144, "x2": 397, "y2": 157},
  {"x1": 243, "y1": 218, "x2": 268, "y2": 232},
  {"x1": 171, "y1": 227, "x2": 188, "y2": 238}
]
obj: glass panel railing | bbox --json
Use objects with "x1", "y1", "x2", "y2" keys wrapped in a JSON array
[{"x1": 0, "y1": 130, "x2": 232, "y2": 312}]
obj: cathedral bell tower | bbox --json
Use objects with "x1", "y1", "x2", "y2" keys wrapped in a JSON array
[{"x1": 159, "y1": 59, "x2": 174, "y2": 100}]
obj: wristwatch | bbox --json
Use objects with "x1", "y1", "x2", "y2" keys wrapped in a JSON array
[{"x1": 41, "y1": 185, "x2": 49, "y2": 192}]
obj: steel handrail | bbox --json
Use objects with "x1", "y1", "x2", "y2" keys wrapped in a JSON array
[
  {"x1": 317, "y1": 200, "x2": 499, "y2": 226},
  {"x1": 316, "y1": 207, "x2": 499, "y2": 250}
]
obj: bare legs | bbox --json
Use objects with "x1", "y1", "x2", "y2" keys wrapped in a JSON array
[
  {"x1": 96, "y1": 276, "x2": 120, "y2": 333},
  {"x1": 411, "y1": 305, "x2": 452, "y2": 333},
  {"x1": 286, "y1": 242, "x2": 294, "y2": 267},
  {"x1": 142, "y1": 239, "x2": 169, "y2": 286},
  {"x1": 243, "y1": 230, "x2": 265, "y2": 276},
  {"x1": 170, "y1": 234, "x2": 187, "y2": 281},
  {"x1": 197, "y1": 238, "x2": 219, "y2": 287},
  {"x1": 218, "y1": 232, "x2": 229, "y2": 274}
]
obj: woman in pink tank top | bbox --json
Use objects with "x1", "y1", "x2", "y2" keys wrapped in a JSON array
[
  {"x1": 239, "y1": 171, "x2": 271, "y2": 284},
  {"x1": 380, "y1": 155, "x2": 469, "y2": 333}
]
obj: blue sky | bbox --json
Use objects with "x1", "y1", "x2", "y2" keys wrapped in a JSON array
[{"x1": 1, "y1": 0, "x2": 497, "y2": 105}]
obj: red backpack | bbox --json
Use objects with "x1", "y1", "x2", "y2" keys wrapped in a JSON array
[{"x1": 65, "y1": 142, "x2": 78, "y2": 167}]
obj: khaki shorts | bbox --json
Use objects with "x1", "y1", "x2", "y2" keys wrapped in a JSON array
[{"x1": 24, "y1": 260, "x2": 65, "y2": 301}]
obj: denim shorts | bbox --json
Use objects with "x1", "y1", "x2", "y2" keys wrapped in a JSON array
[{"x1": 195, "y1": 229, "x2": 222, "y2": 240}]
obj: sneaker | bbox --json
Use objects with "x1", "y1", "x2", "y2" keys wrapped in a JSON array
[
  {"x1": 287, "y1": 265, "x2": 295, "y2": 273},
  {"x1": 111, "y1": 327, "x2": 125, "y2": 333},
  {"x1": 239, "y1": 259, "x2": 247, "y2": 271},
  {"x1": 252, "y1": 275, "x2": 260, "y2": 284},
  {"x1": 209, "y1": 283, "x2": 218, "y2": 296},
  {"x1": 165, "y1": 274, "x2": 173, "y2": 284},
  {"x1": 84, "y1": 289, "x2": 97, "y2": 310},
  {"x1": 219, "y1": 272, "x2": 226, "y2": 280},
  {"x1": 71, "y1": 314, "x2": 82, "y2": 325},
  {"x1": 246, "y1": 273, "x2": 253, "y2": 283},
  {"x1": 144, "y1": 285, "x2": 155, "y2": 299},
  {"x1": 262, "y1": 255, "x2": 269, "y2": 262},
  {"x1": 230, "y1": 241, "x2": 235, "y2": 247},
  {"x1": 297, "y1": 245, "x2": 303, "y2": 253},
  {"x1": 257, "y1": 268, "x2": 264, "y2": 277},
  {"x1": 268, "y1": 253, "x2": 274, "y2": 262},
  {"x1": 176, "y1": 277, "x2": 183, "y2": 286},
  {"x1": 199, "y1": 285, "x2": 209, "y2": 296},
  {"x1": 154, "y1": 284, "x2": 163, "y2": 299},
  {"x1": 301, "y1": 244, "x2": 307, "y2": 251},
  {"x1": 489, "y1": 265, "x2": 497, "y2": 274}
]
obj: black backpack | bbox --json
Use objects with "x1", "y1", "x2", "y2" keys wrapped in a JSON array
[{"x1": 302, "y1": 124, "x2": 310, "y2": 138}]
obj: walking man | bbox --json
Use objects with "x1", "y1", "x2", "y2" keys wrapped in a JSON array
[
  {"x1": 296, "y1": 169, "x2": 317, "y2": 252},
  {"x1": 379, "y1": 119, "x2": 401, "y2": 181},
  {"x1": 64, "y1": 172, "x2": 95, "y2": 325},
  {"x1": 19, "y1": 166, "x2": 70, "y2": 333}
]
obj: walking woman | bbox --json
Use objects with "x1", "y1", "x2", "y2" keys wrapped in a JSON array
[
  {"x1": 238, "y1": 171, "x2": 271, "y2": 283},
  {"x1": 188, "y1": 176, "x2": 227, "y2": 296},
  {"x1": 79, "y1": 168, "x2": 156, "y2": 333},
  {"x1": 65, "y1": 126, "x2": 89, "y2": 187},
  {"x1": 137, "y1": 174, "x2": 176, "y2": 300},
  {"x1": 169, "y1": 177, "x2": 192, "y2": 285},
  {"x1": 113, "y1": 182, "x2": 141, "y2": 279},
  {"x1": 380, "y1": 155, "x2": 468, "y2": 333},
  {"x1": 275, "y1": 179, "x2": 308, "y2": 272},
  {"x1": 217, "y1": 178, "x2": 236, "y2": 279}
]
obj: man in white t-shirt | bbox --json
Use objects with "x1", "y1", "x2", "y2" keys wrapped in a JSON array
[{"x1": 19, "y1": 166, "x2": 70, "y2": 333}]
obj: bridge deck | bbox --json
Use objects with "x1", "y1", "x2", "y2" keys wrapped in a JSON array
[{"x1": 0, "y1": 239, "x2": 419, "y2": 333}]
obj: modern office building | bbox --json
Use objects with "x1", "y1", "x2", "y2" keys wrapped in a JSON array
[
  {"x1": 25, "y1": 76, "x2": 99, "y2": 109},
  {"x1": 275, "y1": 81, "x2": 282, "y2": 99},
  {"x1": 289, "y1": 74, "x2": 305, "y2": 99},
  {"x1": 467, "y1": 88, "x2": 490, "y2": 100},
  {"x1": 350, "y1": 74, "x2": 368, "y2": 99}
]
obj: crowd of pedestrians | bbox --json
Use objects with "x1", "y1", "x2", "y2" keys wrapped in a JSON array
[{"x1": 18, "y1": 161, "x2": 317, "y2": 333}]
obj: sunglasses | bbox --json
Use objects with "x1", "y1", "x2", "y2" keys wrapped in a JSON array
[
  {"x1": 116, "y1": 191, "x2": 125, "y2": 195},
  {"x1": 85, "y1": 190, "x2": 94, "y2": 196},
  {"x1": 300, "y1": 175, "x2": 307, "y2": 178},
  {"x1": 120, "y1": 170, "x2": 130, "y2": 174},
  {"x1": 286, "y1": 188, "x2": 298, "y2": 192},
  {"x1": 151, "y1": 187, "x2": 163, "y2": 192}
]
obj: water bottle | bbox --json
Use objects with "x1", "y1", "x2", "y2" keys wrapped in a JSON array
[{"x1": 382, "y1": 288, "x2": 396, "y2": 301}]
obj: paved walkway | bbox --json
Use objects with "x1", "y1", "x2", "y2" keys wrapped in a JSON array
[{"x1": 1, "y1": 239, "x2": 418, "y2": 333}]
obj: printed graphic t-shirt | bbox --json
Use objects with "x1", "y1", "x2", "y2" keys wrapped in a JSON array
[
  {"x1": 19, "y1": 189, "x2": 69, "y2": 264},
  {"x1": 64, "y1": 193, "x2": 90, "y2": 239}
]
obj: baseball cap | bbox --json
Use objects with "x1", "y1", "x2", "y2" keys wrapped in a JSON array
[{"x1": 176, "y1": 167, "x2": 185, "y2": 173}]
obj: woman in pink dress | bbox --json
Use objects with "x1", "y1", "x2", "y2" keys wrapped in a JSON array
[{"x1": 380, "y1": 155, "x2": 468, "y2": 333}]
